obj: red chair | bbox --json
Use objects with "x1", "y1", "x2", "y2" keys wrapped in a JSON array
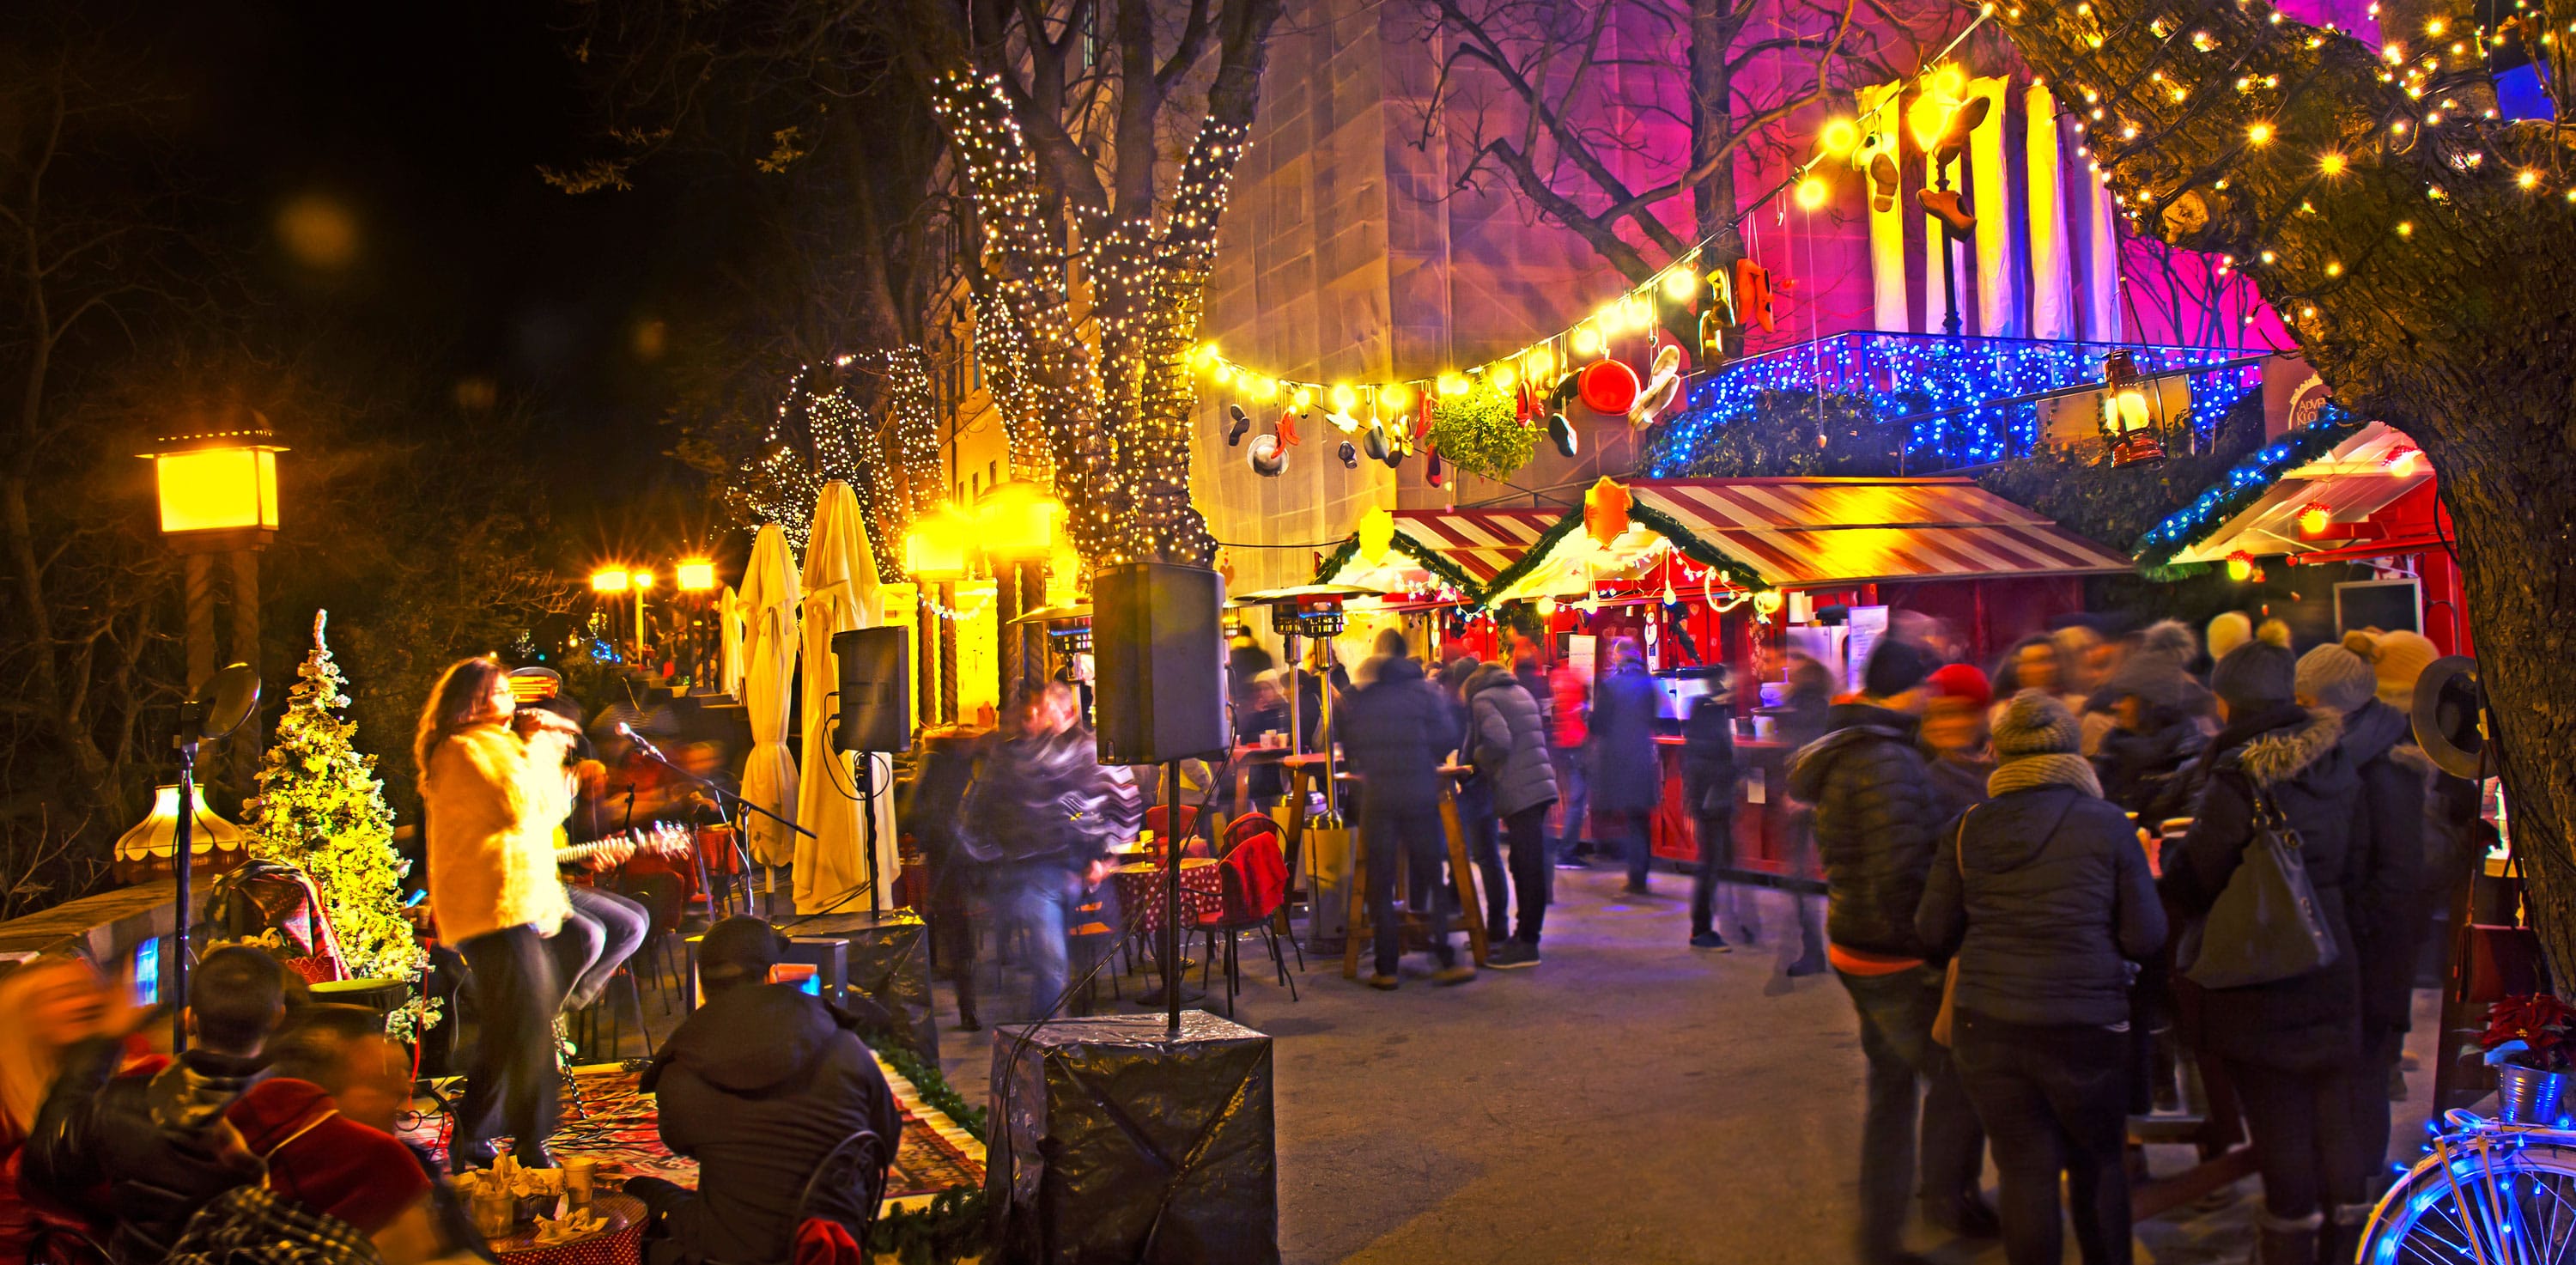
[
  {"x1": 1194, "y1": 830, "x2": 1301, "y2": 1015},
  {"x1": 1145, "y1": 804, "x2": 1208, "y2": 860}
]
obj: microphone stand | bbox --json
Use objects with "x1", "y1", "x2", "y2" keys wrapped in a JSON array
[{"x1": 625, "y1": 740, "x2": 811, "y2": 920}]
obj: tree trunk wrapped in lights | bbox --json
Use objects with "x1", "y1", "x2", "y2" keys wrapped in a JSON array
[{"x1": 1991, "y1": 0, "x2": 2576, "y2": 966}]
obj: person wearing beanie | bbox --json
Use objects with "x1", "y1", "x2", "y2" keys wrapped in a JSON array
[
  {"x1": 630, "y1": 916, "x2": 901, "y2": 1265},
  {"x1": 2306, "y1": 633, "x2": 2436, "y2": 1205},
  {"x1": 155, "y1": 1073, "x2": 452, "y2": 1265},
  {"x1": 2206, "y1": 611, "x2": 2254, "y2": 664},
  {"x1": 1919, "y1": 690, "x2": 2164, "y2": 1265},
  {"x1": 1921, "y1": 664, "x2": 1996, "y2": 822},
  {"x1": 2165, "y1": 642, "x2": 2368, "y2": 1264},
  {"x1": 2366, "y1": 629, "x2": 2440, "y2": 708},
  {"x1": 2093, "y1": 648, "x2": 2215, "y2": 823},
  {"x1": 1589, "y1": 638, "x2": 1665, "y2": 897},
  {"x1": 2255, "y1": 617, "x2": 2293, "y2": 648},
  {"x1": 1790, "y1": 639, "x2": 1993, "y2": 1253}
]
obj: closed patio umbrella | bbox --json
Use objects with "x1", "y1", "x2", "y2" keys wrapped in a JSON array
[
  {"x1": 796, "y1": 481, "x2": 899, "y2": 914},
  {"x1": 738, "y1": 526, "x2": 801, "y2": 876}
]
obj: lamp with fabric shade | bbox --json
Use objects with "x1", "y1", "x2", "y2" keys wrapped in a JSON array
[{"x1": 112, "y1": 783, "x2": 251, "y2": 883}]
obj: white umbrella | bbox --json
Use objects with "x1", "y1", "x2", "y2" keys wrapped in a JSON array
[
  {"x1": 718, "y1": 584, "x2": 745, "y2": 700},
  {"x1": 738, "y1": 526, "x2": 801, "y2": 872},
  {"x1": 795, "y1": 481, "x2": 899, "y2": 914}
]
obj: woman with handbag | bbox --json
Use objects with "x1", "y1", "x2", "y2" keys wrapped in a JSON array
[
  {"x1": 1917, "y1": 690, "x2": 2166, "y2": 1265},
  {"x1": 2163, "y1": 642, "x2": 2366, "y2": 1265}
]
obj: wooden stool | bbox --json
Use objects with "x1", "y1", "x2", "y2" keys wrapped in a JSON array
[{"x1": 1340, "y1": 783, "x2": 1489, "y2": 979}]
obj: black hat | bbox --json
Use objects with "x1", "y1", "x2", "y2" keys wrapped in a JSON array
[
  {"x1": 698, "y1": 916, "x2": 784, "y2": 988},
  {"x1": 1862, "y1": 639, "x2": 1934, "y2": 698}
]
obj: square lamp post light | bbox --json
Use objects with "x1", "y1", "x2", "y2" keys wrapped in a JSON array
[{"x1": 142, "y1": 407, "x2": 286, "y2": 696}]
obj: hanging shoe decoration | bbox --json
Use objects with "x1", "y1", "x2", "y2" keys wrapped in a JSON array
[
  {"x1": 1868, "y1": 152, "x2": 1900, "y2": 213},
  {"x1": 1933, "y1": 94, "x2": 1991, "y2": 170},
  {"x1": 1547, "y1": 411, "x2": 1578, "y2": 459},
  {"x1": 1415, "y1": 392, "x2": 1435, "y2": 442},
  {"x1": 1249, "y1": 433, "x2": 1288, "y2": 477},
  {"x1": 1363, "y1": 421, "x2": 1391, "y2": 463},
  {"x1": 1732, "y1": 258, "x2": 1775, "y2": 332},
  {"x1": 1426, "y1": 447, "x2": 1445, "y2": 487},
  {"x1": 1514, "y1": 380, "x2": 1534, "y2": 423},
  {"x1": 1337, "y1": 439, "x2": 1358, "y2": 468},
  {"x1": 1226, "y1": 404, "x2": 1254, "y2": 447},
  {"x1": 1917, "y1": 188, "x2": 1977, "y2": 239},
  {"x1": 1278, "y1": 408, "x2": 1303, "y2": 447},
  {"x1": 1627, "y1": 344, "x2": 1684, "y2": 429},
  {"x1": 1382, "y1": 444, "x2": 1404, "y2": 470}
]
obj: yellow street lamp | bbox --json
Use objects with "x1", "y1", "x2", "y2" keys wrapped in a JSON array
[
  {"x1": 979, "y1": 481, "x2": 1060, "y2": 562},
  {"x1": 676, "y1": 559, "x2": 718, "y2": 592},
  {"x1": 902, "y1": 505, "x2": 974, "y2": 582},
  {"x1": 590, "y1": 569, "x2": 631, "y2": 593},
  {"x1": 143, "y1": 404, "x2": 286, "y2": 695}
]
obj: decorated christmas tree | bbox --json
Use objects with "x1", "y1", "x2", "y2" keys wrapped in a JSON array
[{"x1": 249, "y1": 611, "x2": 430, "y2": 1019}]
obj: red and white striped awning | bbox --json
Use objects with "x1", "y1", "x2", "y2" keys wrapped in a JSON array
[
  {"x1": 1633, "y1": 478, "x2": 2134, "y2": 587},
  {"x1": 1316, "y1": 507, "x2": 1561, "y2": 594},
  {"x1": 1484, "y1": 477, "x2": 2130, "y2": 605}
]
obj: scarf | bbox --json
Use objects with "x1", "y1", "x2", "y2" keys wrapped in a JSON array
[{"x1": 1987, "y1": 751, "x2": 2102, "y2": 798}]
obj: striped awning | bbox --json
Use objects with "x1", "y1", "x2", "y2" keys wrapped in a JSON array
[
  {"x1": 1315, "y1": 507, "x2": 1562, "y2": 597},
  {"x1": 2154, "y1": 423, "x2": 2431, "y2": 566},
  {"x1": 1484, "y1": 477, "x2": 2131, "y2": 605}
]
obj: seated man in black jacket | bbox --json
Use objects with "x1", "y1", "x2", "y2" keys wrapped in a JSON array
[
  {"x1": 23, "y1": 945, "x2": 289, "y2": 1264},
  {"x1": 631, "y1": 917, "x2": 902, "y2": 1265}
]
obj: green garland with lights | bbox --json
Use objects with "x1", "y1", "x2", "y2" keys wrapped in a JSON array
[
  {"x1": 2128, "y1": 404, "x2": 2363, "y2": 572},
  {"x1": 1312, "y1": 531, "x2": 1486, "y2": 599},
  {"x1": 857, "y1": 1025, "x2": 990, "y2": 1265}
]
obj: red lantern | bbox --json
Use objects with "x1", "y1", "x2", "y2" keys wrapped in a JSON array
[{"x1": 1577, "y1": 360, "x2": 1640, "y2": 415}]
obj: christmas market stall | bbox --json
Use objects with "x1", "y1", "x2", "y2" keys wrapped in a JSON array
[
  {"x1": 1307, "y1": 506, "x2": 1561, "y2": 660},
  {"x1": 1478, "y1": 474, "x2": 2133, "y2": 875},
  {"x1": 2133, "y1": 418, "x2": 2466, "y2": 654}
]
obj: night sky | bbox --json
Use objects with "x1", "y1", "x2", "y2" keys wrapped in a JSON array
[{"x1": 132, "y1": 0, "x2": 717, "y2": 567}]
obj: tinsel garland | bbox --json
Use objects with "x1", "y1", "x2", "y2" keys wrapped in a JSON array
[
  {"x1": 2129, "y1": 404, "x2": 2362, "y2": 570},
  {"x1": 857, "y1": 1025, "x2": 990, "y2": 1265}
]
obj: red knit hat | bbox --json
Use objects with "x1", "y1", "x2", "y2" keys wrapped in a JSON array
[
  {"x1": 228, "y1": 1078, "x2": 430, "y2": 1234},
  {"x1": 1924, "y1": 662, "x2": 1993, "y2": 710}
]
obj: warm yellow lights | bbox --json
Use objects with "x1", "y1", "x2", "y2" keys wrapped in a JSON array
[
  {"x1": 1795, "y1": 176, "x2": 1829, "y2": 210},
  {"x1": 1190, "y1": 342, "x2": 1220, "y2": 368},
  {"x1": 2324, "y1": 260, "x2": 2343, "y2": 277},
  {"x1": 1329, "y1": 383, "x2": 1357, "y2": 412},
  {"x1": 1291, "y1": 386, "x2": 1314, "y2": 411},
  {"x1": 630, "y1": 570, "x2": 656, "y2": 590},
  {"x1": 2519, "y1": 168, "x2": 2542, "y2": 189},
  {"x1": 980, "y1": 480, "x2": 1060, "y2": 561},
  {"x1": 1437, "y1": 372, "x2": 1469, "y2": 398},
  {"x1": 1572, "y1": 325, "x2": 1603, "y2": 356},
  {"x1": 1819, "y1": 117, "x2": 1860, "y2": 155},
  {"x1": 1929, "y1": 64, "x2": 1967, "y2": 99},
  {"x1": 2226, "y1": 554, "x2": 2255, "y2": 581},
  {"x1": 1525, "y1": 346, "x2": 1557, "y2": 382},
  {"x1": 591, "y1": 569, "x2": 631, "y2": 594},
  {"x1": 675, "y1": 559, "x2": 718, "y2": 592},
  {"x1": 902, "y1": 504, "x2": 975, "y2": 582},
  {"x1": 2318, "y1": 152, "x2": 2348, "y2": 176},
  {"x1": 2397, "y1": 220, "x2": 2414, "y2": 236},
  {"x1": 1661, "y1": 270, "x2": 1698, "y2": 301},
  {"x1": 1381, "y1": 380, "x2": 1413, "y2": 411},
  {"x1": 2297, "y1": 504, "x2": 2332, "y2": 536},
  {"x1": 150, "y1": 447, "x2": 283, "y2": 536},
  {"x1": 2246, "y1": 122, "x2": 2274, "y2": 145},
  {"x1": 1490, "y1": 362, "x2": 1518, "y2": 392}
]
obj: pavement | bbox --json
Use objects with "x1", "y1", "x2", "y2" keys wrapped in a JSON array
[{"x1": 922, "y1": 862, "x2": 2447, "y2": 1265}]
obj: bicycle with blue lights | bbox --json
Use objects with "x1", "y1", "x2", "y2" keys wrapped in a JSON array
[{"x1": 2360, "y1": 1092, "x2": 2576, "y2": 1265}]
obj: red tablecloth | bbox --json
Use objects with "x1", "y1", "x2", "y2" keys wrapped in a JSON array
[
  {"x1": 488, "y1": 1193, "x2": 646, "y2": 1265},
  {"x1": 1114, "y1": 857, "x2": 1221, "y2": 939}
]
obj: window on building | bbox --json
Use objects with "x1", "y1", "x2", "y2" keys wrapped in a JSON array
[
  {"x1": 970, "y1": 472, "x2": 981, "y2": 498},
  {"x1": 987, "y1": 459, "x2": 998, "y2": 487}
]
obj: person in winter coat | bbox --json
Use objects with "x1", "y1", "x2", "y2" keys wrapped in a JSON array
[
  {"x1": 1344, "y1": 629, "x2": 1474, "y2": 988},
  {"x1": 1918, "y1": 691, "x2": 2166, "y2": 1265},
  {"x1": 0, "y1": 958, "x2": 121, "y2": 1263},
  {"x1": 1442, "y1": 657, "x2": 1508, "y2": 949},
  {"x1": 2297, "y1": 637, "x2": 2427, "y2": 1193},
  {"x1": 1789, "y1": 638, "x2": 1992, "y2": 1260},
  {"x1": 2093, "y1": 643, "x2": 2215, "y2": 824},
  {"x1": 23, "y1": 946, "x2": 290, "y2": 1264},
  {"x1": 2081, "y1": 619, "x2": 2203, "y2": 756},
  {"x1": 631, "y1": 918, "x2": 902, "y2": 1265},
  {"x1": 1681, "y1": 666, "x2": 1745, "y2": 950},
  {"x1": 1548, "y1": 658, "x2": 1593, "y2": 866},
  {"x1": 1467, "y1": 661, "x2": 1558, "y2": 968},
  {"x1": 1766, "y1": 652, "x2": 1837, "y2": 976},
  {"x1": 2163, "y1": 642, "x2": 2366, "y2": 1265},
  {"x1": 1589, "y1": 638, "x2": 1664, "y2": 895},
  {"x1": 1920, "y1": 663, "x2": 1996, "y2": 824},
  {"x1": 963, "y1": 682, "x2": 1140, "y2": 1020}
]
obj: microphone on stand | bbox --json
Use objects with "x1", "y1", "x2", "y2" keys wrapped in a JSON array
[{"x1": 615, "y1": 721, "x2": 668, "y2": 760}]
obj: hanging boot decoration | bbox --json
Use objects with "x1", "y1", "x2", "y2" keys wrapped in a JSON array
[
  {"x1": 1548, "y1": 411, "x2": 1579, "y2": 459},
  {"x1": 1227, "y1": 404, "x2": 1255, "y2": 447}
]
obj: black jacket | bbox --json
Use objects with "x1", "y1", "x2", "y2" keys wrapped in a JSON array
[
  {"x1": 961, "y1": 724, "x2": 1139, "y2": 872},
  {"x1": 1587, "y1": 665, "x2": 1663, "y2": 815},
  {"x1": 1341, "y1": 657, "x2": 1453, "y2": 818},
  {"x1": 1789, "y1": 703, "x2": 1943, "y2": 959},
  {"x1": 1918, "y1": 784, "x2": 2167, "y2": 1028},
  {"x1": 2162, "y1": 704, "x2": 2364, "y2": 1070},
  {"x1": 1680, "y1": 695, "x2": 1737, "y2": 819},
  {"x1": 2342, "y1": 698, "x2": 2432, "y2": 1035},
  {"x1": 22, "y1": 1042, "x2": 267, "y2": 1264},
  {"x1": 2094, "y1": 720, "x2": 2209, "y2": 824},
  {"x1": 643, "y1": 982, "x2": 903, "y2": 1264}
]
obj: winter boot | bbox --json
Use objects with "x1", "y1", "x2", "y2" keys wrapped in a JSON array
[
  {"x1": 2318, "y1": 1202, "x2": 2372, "y2": 1265},
  {"x1": 2255, "y1": 1208, "x2": 2323, "y2": 1265}
]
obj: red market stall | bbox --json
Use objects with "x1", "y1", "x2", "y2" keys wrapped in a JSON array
[
  {"x1": 1310, "y1": 506, "x2": 1562, "y2": 661},
  {"x1": 2139, "y1": 421, "x2": 2468, "y2": 655},
  {"x1": 1479, "y1": 476, "x2": 2135, "y2": 873}
]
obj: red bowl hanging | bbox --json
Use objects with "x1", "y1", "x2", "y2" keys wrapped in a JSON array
[{"x1": 1577, "y1": 360, "x2": 1640, "y2": 415}]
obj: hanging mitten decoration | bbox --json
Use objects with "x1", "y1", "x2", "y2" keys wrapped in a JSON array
[
  {"x1": 1227, "y1": 404, "x2": 1254, "y2": 447},
  {"x1": 1249, "y1": 433, "x2": 1289, "y2": 477},
  {"x1": 1416, "y1": 392, "x2": 1435, "y2": 442}
]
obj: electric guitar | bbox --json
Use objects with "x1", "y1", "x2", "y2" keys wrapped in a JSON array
[{"x1": 555, "y1": 821, "x2": 694, "y2": 870}]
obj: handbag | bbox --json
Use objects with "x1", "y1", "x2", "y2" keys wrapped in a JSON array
[
  {"x1": 2177, "y1": 769, "x2": 2339, "y2": 988},
  {"x1": 1931, "y1": 806, "x2": 1974, "y2": 1048},
  {"x1": 2458, "y1": 831, "x2": 2549, "y2": 1003}
]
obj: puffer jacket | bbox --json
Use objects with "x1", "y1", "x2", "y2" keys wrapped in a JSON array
[
  {"x1": 2163, "y1": 704, "x2": 2363, "y2": 1070},
  {"x1": 2342, "y1": 697, "x2": 2431, "y2": 1036},
  {"x1": 1341, "y1": 657, "x2": 1453, "y2": 817},
  {"x1": 22, "y1": 1041, "x2": 266, "y2": 1264},
  {"x1": 1467, "y1": 666, "x2": 1558, "y2": 818},
  {"x1": 1680, "y1": 694, "x2": 1736, "y2": 818},
  {"x1": 1587, "y1": 663, "x2": 1662, "y2": 815},
  {"x1": 1789, "y1": 703, "x2": 1944, "y2": 959},
  {"x1": 2094, "y1": 720, "x2": 2209, "y2": 824},
  {"x1": 1917, "y1": 780, "x2": 2166, "y2": 1028}
]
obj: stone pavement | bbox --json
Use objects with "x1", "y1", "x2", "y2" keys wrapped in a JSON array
[{"x1": 921, "y1": 862, "x2": 2445, "y2": 1265}]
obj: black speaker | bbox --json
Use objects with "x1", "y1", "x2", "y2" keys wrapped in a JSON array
[
  {"x1": 830, "y1": 626, "x2": 912, "y2": 753},
  {"x1": 1091, "y1": 562, "x2": 1228, "y2": 764}
]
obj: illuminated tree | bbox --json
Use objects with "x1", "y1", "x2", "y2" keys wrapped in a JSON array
[{"x1": 1991, "y1": 0, "x2": 2576, "y2": 965}]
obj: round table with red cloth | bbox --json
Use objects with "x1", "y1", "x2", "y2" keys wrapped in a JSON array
[
  {"x1": 1113, "y1": 857, "x2": 1220, "y2": 940},
  {"x1": 488, "y1": 1193, "x2": 646, "y2": 1265}
]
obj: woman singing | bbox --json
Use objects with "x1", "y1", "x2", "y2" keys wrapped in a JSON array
[{"x1": 416, "y1": 656, "x2": 580, "y2": 1171}]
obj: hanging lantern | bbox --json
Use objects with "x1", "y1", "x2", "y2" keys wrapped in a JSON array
[
  {"x1": 2099, "y1": 350, "x2": 2168, "y2": 467},
  {"x1": 2295, "y1": 502, "x2": 2332, "y2": 537},
  {"x1": 1577, "y1": 360, "x2": 1641, "y2": 415}
]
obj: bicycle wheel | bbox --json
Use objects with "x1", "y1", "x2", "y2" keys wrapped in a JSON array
[{"x1": 2365, "y1": 1128, "x2": 2576, "y2": 1265}]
